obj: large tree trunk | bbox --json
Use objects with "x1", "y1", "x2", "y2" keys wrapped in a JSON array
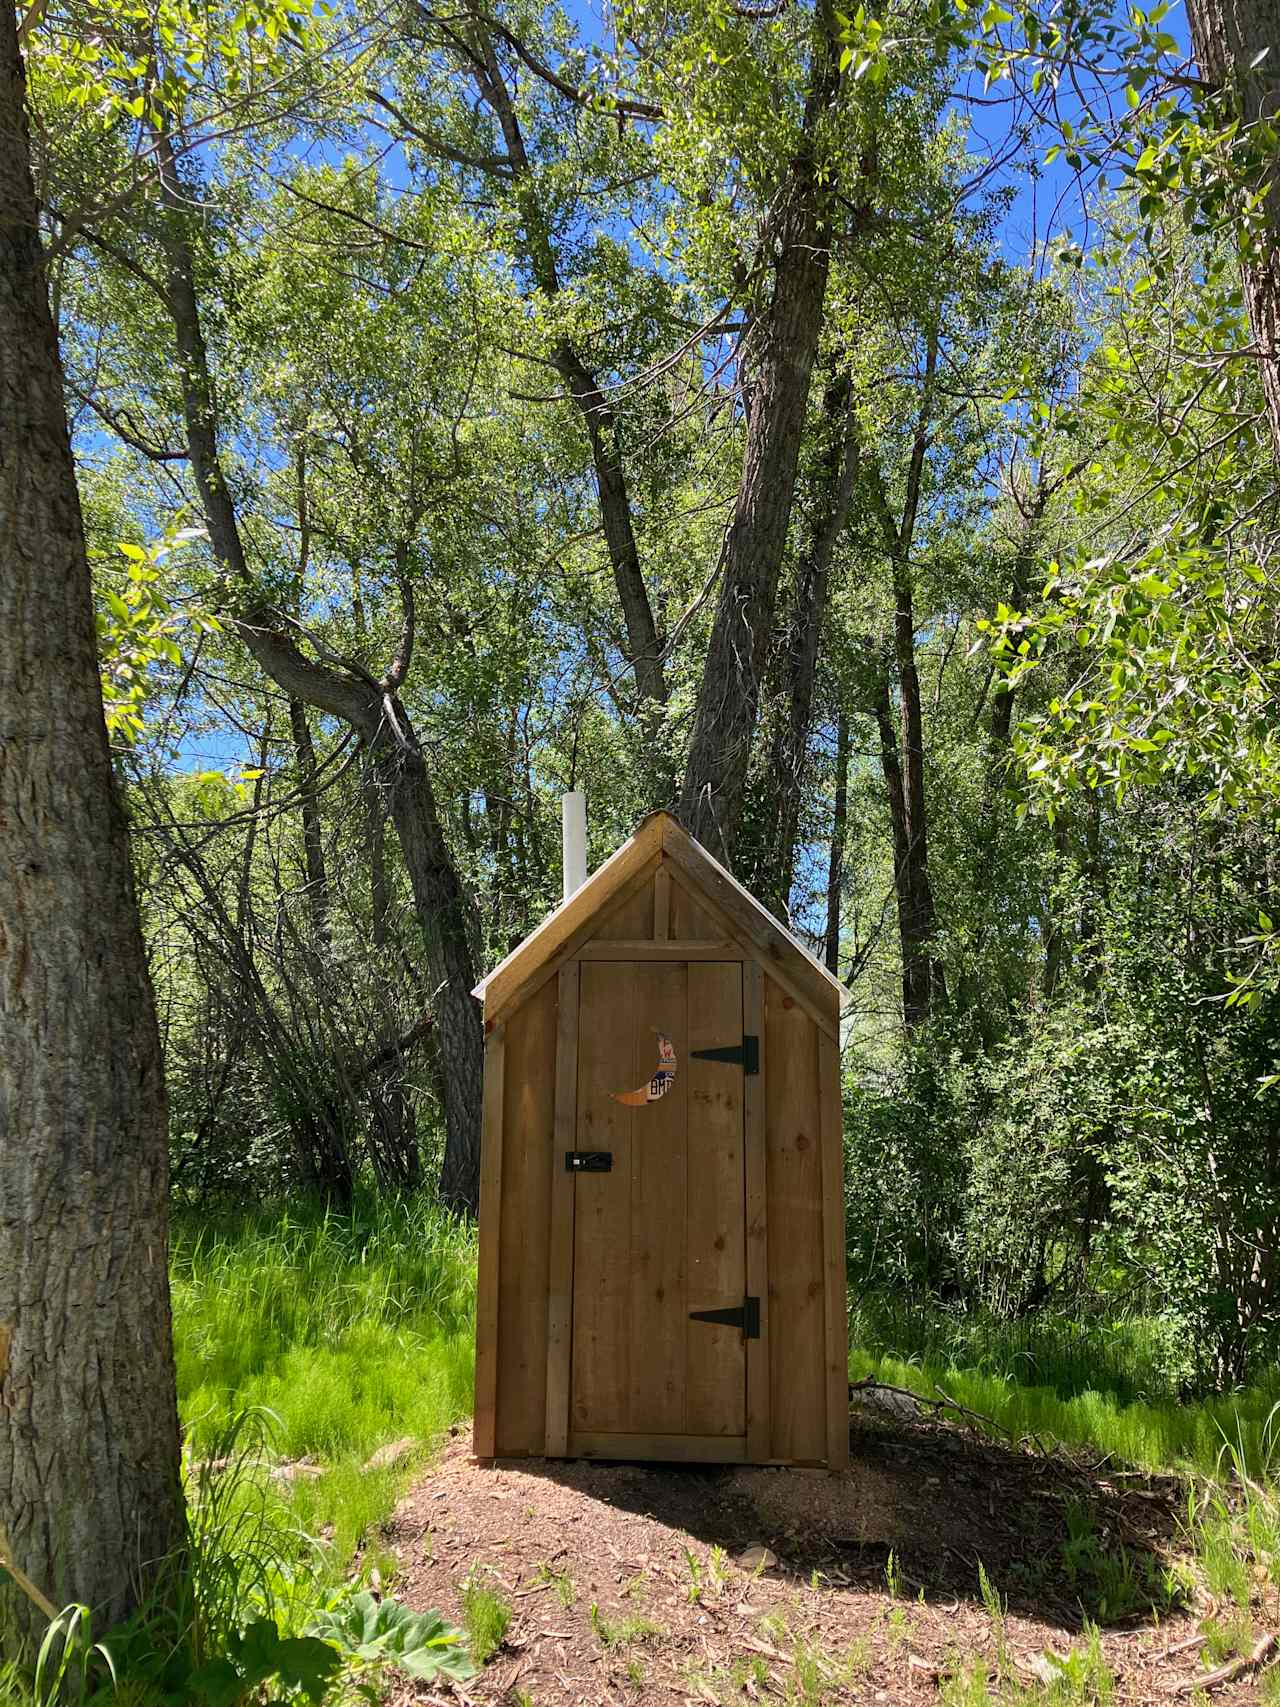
[
  {"x1": 860, "y1": 335, "x2": 946, "y2": 1030},
  {"x1": 155, "y1": 140, "x2": 484, "y2": 1210},
  {"x1": 678, "y1": 39, "x2": 842, "y2": 857},
  {"x1": 1186, "y1": 0, "x2": 1280, "y2": 463},
  {"x1": 0, "y1": 4, "x2": 184, "y2": 1632},
  {"x1": 753, "y1": 371, "x2": 858, "y2": 917}
]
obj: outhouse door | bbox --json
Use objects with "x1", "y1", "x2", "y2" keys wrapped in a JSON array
[{"x1": 564, "y1": 958, "x2": 751, "y2": 1458}]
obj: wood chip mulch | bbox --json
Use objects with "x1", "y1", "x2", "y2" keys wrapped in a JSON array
[{"x1": 385, "y1": 1409, "x2": 1274, "y2": 1706}]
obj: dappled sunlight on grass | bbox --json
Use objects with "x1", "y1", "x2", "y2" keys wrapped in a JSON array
[
  {"x1": 849, "y1": 1347, "x2": 1280, "y2": 1477},
  {"x1": 171, "y1": 1196, "x2": 477, "y2": 1562}
]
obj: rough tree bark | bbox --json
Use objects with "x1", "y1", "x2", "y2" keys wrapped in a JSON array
[
  {"x1": 678, "y1": 8, "x2": 846, "y2": 858},
  {"x1": 0, "y1": 2, "x2": 184, "y2": 1631},
  {"x1": 155, "y1": 138, "x2": 484, "y2": 1211},
  {"x1": 1185, "y1": 0, "x2": 1280, "y2": 463},
  {"x1": 753, "y1": 370, "x2": 858, "y2": 916},
  {"x1": 861, "y1": 333, "x2": 946, "y2": 1031}
]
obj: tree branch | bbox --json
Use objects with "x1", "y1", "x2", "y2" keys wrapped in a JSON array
[{"x1": 366, "y1": 88, "x2": 516, "y2": 176}]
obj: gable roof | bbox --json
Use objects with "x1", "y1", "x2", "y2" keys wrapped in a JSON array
[{"x1": 472, "y1": 810, "x2": 851, "y2": 1021}]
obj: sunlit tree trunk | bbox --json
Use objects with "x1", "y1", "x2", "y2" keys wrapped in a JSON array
[
  {"x1": 678, "y1": 6, "x2": 847, "y2": 859},
  {"x1": 1186, "y1": 0, "x2": 1280, "y2": 463},
  {"x1": 0, "y1": 2, "x2": 184, "y2": 1631},
  {"x1": 752, "y1": 371, "x2": 858, "y2": 918}
]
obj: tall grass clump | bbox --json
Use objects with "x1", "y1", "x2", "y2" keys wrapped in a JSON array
[
  {"x1": 1191, "y1": 1406, "x2": 1280, "y2": 1609},
  {"x1": 170, "y1": 1193, "x2": 476, "y2": 1573},
  {"x1": 172, "y1": 1194, "x2": 476, "y2": 1465},
  {"x1": 847, "y1": 1292, "x2": 1189, "y2": 1406},
  {"x1": 849, "y1": 1346, "x2": 1280, "y2": 1478}
]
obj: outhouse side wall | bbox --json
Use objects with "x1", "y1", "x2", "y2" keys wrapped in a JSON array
[
  {"x1": 762, "y1": 976, "x2": 847, "y2": 1468},
  {"x1": 493, "y1": 975, "x2": 556, "y2": 1455}
]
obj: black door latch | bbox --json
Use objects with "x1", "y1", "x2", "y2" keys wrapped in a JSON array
[{"x1": 565, "y1": 1151, "x2": 613, "y2": 1172}]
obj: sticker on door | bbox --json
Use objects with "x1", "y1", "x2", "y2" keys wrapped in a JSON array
[{"x1": 611, "y1": 1031, "x2": 677, "y2": 1106}]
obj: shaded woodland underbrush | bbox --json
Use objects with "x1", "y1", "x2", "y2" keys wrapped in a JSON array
[{"x1": 849, "y1": 1291, "x2": 1280, "y2": 1478}]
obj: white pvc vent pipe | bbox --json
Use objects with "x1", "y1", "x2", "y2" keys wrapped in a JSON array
[{"x1": 561, "y1": 791, "x2": 587, "y2": 902}]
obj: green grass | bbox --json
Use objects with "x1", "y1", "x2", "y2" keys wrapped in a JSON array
[
  {"x1": 588, "y1": 1603, "x2": 665, "y2": 1648},
  {"x1": 848, "y1": 1292, "x2": 1197, "y2": 1405},
  {"x1": 849, "y1": 1346, "x2": 1280, "y2": 1477},
  {"x1": 460, "y1": 1570, "x2": 512, "y2": 1664},
  {"x1": 8, "y1": 1203, "x2": 1280, "y2": 1704},
  {"x1": 171, "y1": 1195, "x2": 477, "y2": 1566}
]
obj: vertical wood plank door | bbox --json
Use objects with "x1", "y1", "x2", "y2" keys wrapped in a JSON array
[{"x1": 568, "y1": 959, "x2": 748, "y2": 1459}]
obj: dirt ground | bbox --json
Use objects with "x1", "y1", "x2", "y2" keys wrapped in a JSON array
[{"x1": 387, "y1": 1401, "x2": 1271, "y2": 1706}]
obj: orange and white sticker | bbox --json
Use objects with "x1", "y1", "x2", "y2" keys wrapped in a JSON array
[{"x1": 612, "y1": 1032, "x2": 677, "y2": 1107}]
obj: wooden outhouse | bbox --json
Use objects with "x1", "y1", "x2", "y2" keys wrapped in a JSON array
[{"x1": 472, "y1": 811, "x2": 850, "y2": 1469}]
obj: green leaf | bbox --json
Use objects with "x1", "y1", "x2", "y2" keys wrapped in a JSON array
[
  {"x1": 270, "y1": 1637, "x2": 342, "y2": 1700},
  {"x1": 311, "y1": 1593, "x2": 478, "y2": 1683},
  {"x1": 185, "y1": 1657, "x2": 244, "y2": 1707}
]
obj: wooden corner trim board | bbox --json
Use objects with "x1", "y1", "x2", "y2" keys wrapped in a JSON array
[
  {"x1": 575, "y1": 939, "x2": 745, "y2": 960},
  {"x1": 473, "y1": 1022, "x2": 505, "y2": 1460},
  {"x1": 657, "y1": 820, "x2": 845, "y2": 1022},
  {"x1": 818, "y1": 1029, "x2": 850, "y2": 1472},
  {"x1": 743, "y1": 959, "x2": 771, "y2": 1464},
  {"x1": 544, "y1": 961, "x2": 580, "y2": 1457}
]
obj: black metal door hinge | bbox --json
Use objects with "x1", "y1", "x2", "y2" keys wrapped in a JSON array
[
  {"x1": 688, "y1": 1296, "x2": 760, "y2": 1338},
  {"x1": 565, "y1": 1151, "x2": 612, "y2": 1173},
  {"x1": 690, "y1": 1035, "x2": 759, "y2": 1074}
]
